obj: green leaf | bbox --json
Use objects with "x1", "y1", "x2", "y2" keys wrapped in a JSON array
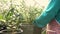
[
  {"x1": 0, "y1": 14, "x2": 3, "y2": 19},
  {"x1": 42, "y1": 30, "x2": 46, "y2": 34}
]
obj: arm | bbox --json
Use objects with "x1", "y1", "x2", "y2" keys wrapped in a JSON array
[{"x1": 33, "y1": 0, "x2": 59, "y2": 28}]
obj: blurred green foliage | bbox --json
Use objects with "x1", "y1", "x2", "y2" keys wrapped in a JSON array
[{"x1": 0, "y1": 0, "x2": 44, "y2": 30}]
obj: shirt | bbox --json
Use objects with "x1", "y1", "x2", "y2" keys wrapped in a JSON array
[{"x1": 33, "y1": 0, "x2": 60, "y2": 28}]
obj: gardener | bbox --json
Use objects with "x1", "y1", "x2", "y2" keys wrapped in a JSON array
[{"x1": 33, "y1": 0, "x2": 60, "y2": 34}]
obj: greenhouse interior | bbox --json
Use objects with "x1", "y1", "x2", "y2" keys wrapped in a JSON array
[{"x1": 0, "y1": 0, "x2": 49, "y2": 34}]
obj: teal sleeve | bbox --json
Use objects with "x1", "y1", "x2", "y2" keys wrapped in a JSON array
[{"x1": 33, "y1": 0, "x2": 59, "y2": 28}]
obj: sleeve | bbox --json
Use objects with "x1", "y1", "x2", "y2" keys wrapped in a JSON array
[{"x1": 33, "y1": 0, "x2": 59, "y2": 28}]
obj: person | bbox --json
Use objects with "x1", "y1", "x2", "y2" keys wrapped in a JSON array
[{"x1": 33, "y1": 0, "x2": 60, "y2": 34}]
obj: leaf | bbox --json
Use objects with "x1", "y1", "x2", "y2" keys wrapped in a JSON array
[
  {"x1": 0, "y1": 14, "x2": 3, "y2": 19},
  {"x1": 42, "y1": 30, "x2": 46, "y2": 34},
  {"x1": 0, "y1": 19, "x2": 6, "y2": 22}
]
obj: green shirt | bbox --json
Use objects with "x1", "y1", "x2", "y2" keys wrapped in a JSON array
[{"x1": 33, "y1": 0, "x2": 60, "y2": 28}]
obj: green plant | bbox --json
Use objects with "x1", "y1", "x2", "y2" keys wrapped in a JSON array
[
  {"x1": 0, "y1": 0, "x2": 44, "y2": 32},
  {"x1": 0, "y1": 0, "x2": 24, "y2": 32},
  {"x1": 42, "y1": 30, "x2": 46, "y2": 34}
]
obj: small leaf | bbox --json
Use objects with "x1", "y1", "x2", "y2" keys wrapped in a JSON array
[{"x1": 0, "y1": 14, "x2": 3, "y2": 19}]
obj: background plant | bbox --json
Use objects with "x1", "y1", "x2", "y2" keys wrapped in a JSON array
[{"x1": 0, "y1": 0, "x2": 44, "y2": 33}]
